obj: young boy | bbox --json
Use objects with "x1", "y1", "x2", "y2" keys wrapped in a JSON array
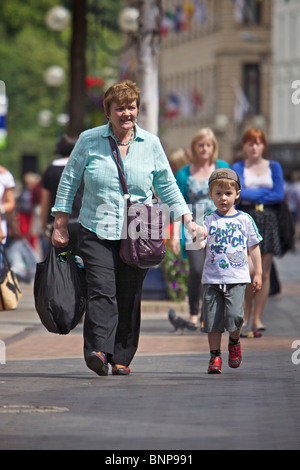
[{"x1": 199, "y1": 168, "x2": 262, "y2": 374}]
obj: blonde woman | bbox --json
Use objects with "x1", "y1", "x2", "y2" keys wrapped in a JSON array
[{"x1": 170, "y1": 128, "x2": 230, "y2": 327}]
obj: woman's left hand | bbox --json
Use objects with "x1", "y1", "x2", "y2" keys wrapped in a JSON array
[
  {"x1": 187, "y1": 222, "x2": 207, "y2": 246},
  {"x1": 51, "y1": 226, "x2": 69, "y2": 248},
  {"x1": 51, "y1": 211, "x2": 70, "y2": 248}
]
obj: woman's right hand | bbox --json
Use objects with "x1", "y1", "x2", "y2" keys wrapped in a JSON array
[{"x1": 169, "y1": 237, "x2": 181, "y2": 255}]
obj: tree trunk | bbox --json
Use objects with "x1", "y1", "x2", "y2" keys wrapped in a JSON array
[
  {"x1": 136, "y1": 0, "x2": 161, "y2": 135},
  {"x1": 68, "y1": 0, "x2": 87, "y2": 137}
]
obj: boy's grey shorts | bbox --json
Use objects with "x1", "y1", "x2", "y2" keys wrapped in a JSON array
[{"x1": 202, "y1": 283, "x2": 247, "y2": 333}]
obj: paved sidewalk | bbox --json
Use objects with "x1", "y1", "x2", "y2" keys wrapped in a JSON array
[{"x1": 0, "y1": 249, "x2": 300, "y2": 450}]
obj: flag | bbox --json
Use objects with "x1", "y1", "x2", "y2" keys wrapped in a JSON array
[
  {"x1": 234, "y1": 0, "x2": 245, "y2": 23},
  {"x1": 174, "y1": 5, "x2": 188, "y2": 32},
  {"x1": 194, "y1": 0, "x2": 207, "y2": 24},
  {"x1": 160, "y1": 13, "x2": 174, "y2": 37},
  {"x1": 184, "y1": 2, "x2": 195, "y2": 25},
  {"x1": 164, "y1": 92, "x2": 181, "y2": 119},
  {"x1": 231, "y1": 80, "x2": 251, "y2": 123}
]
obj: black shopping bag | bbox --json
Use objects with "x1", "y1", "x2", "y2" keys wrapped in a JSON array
[{"x1": 34, "y1": 246, "x2": 86, "y2": 334}]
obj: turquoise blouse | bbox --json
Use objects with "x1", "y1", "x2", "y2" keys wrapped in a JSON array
[{"x1": 52, "y1": 123, "x2": 191, "y2": 240}]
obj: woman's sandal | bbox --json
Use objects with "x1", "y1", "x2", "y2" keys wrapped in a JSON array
[
  {"x1": 111, "y1": 364, "x2": 131, "y2": 375},
  {"x1": 240, "y1": 328, "x2": 262, "y2": 339}
]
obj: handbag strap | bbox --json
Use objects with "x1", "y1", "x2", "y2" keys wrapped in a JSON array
[{"x1": 108, "y1": 136, "x2": 130, "y2": 197}]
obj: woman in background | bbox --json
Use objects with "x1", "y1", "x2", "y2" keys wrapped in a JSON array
[
  {"x1": 0, "y1": 165, "x2": 15, "y2": 244},
  {"x1": 40, "y1": 134, "x2": 81, "y2": 257},
  {"x1": 170, "y1": 128, "x2": 230, "y2": 328},
  {"x1": 233, "y1": 128, "x2": 285, "y2": 332}
]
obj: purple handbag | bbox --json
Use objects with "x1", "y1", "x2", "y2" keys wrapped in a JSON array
[{"x1": 109, "y1": 137, "x2": 166, "y2": 269}]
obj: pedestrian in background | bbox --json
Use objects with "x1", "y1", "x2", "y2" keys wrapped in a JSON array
[
  {"x1": 167, "y1": 147, "x2": 189, "y2": 175},
  {"x1": 0, "y1": 165, "x2": 15, "y2": 244},
  {"x1": 284, "y1": 172, "x2": 300, "y2": 235},
  {"x1": 199, "y1": 168, "x2": 262, "y2": 374},
  {"x1": 40, "y1": 134, "x2": 81, "y2": 258},
  {"x1": 16, "y1": 172, "x2": 41, "y2": 250},
  {"x1": 169, "y1": 127, "x2": 230, "y2": 328},
  {"x1": 233, "y1": 128, "x2": 285, "y2": 332},
  {"x1": 51, "y1": 80, "x2": 204, "y2": 377}
]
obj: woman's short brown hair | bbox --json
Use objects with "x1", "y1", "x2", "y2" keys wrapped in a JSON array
[
  {"x1": 190, "y1": 127, "x2": 219, "y2": 163},
  {"x1": 242, "y1": 128, "x2": 268, "y2": 153},
  {"x1": 103, "y1": 80, "x2": 141, "y2": 118}
]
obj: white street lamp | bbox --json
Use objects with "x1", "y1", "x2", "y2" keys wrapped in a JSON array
[
  {"x1": 56, "y1": 113, "x2": 69, "y2": 126},
  {"x1": 38, "y1": 109, "x2": 53, "y2": 127},
  {"x1": 44, "y1": 66, "x2": 65, "y2": 87},
  {"x1": 118, "y1": 7, "x2": 139, "y2": 34},
  {"x1": 45, "y1": 6, "x2": 71, "y2": 32}
]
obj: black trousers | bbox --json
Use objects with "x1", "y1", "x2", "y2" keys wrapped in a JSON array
[
  {"x1": 186, "y1": 248, "x2": 205, "y2": 317},
  {"x1": 78, "y1": 226, "x2": 148, "y2": 366}
]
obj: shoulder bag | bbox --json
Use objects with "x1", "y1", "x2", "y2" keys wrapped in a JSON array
[{"x1": 108, "y1": 136, "x2": 166, "y2": 269}]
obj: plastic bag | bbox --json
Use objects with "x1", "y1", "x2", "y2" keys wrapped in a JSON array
[
  {"x1": 6, "y1": 239, "x2": 39, "y2": 283},
  {"x1": 0, "y1": 245, "x2": 22, "y2": 311},
  {"x1": 34, "y1": 246, "x2": 86, "y2": 334}
]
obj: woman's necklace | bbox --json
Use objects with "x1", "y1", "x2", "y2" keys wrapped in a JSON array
[{"x1": 113, "y1": 127, "x2": 134, "y2": 146}]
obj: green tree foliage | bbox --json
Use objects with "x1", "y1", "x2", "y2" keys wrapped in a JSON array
[{"x1": 0, "y1": 0, "x2": 122, "y2": 179}]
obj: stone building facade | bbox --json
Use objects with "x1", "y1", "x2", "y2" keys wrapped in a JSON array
[
  {"x1": 269, "y1": 0, "x2": 300, "y2": 175},
  {"x1": 158, "y1": 0, "x2": 272, "y2": 163}
]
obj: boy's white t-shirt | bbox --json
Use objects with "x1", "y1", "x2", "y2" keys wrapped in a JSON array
[{"x1": 201, "y1": 210, "x2": 263, "y2": 284}]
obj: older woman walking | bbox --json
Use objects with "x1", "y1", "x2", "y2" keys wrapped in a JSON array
[{"x1": 51, "y1": 80, "x2": 204, "y2": 376}]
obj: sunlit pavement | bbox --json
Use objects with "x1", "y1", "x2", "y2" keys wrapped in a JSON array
[{"x1": 0, "y1": 247, "x2": 300, "y2": 450}]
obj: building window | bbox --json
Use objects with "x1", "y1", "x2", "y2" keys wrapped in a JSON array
[
  {"x1": 243, "y1": 64, "x2": 260, "y2": 115},
  {"x1": 234, "y1": 0, "x2": 262, "y2": 25},
  {"x1": 243, "y1": 0, "x2": 262, "y2": 25}
]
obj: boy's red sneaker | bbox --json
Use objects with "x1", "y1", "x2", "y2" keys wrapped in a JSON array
[
  {"x1": 208, "y1": 355, "x2": 222, "y2": 374},
  {"x1": 228, "y1": 342, "x2": 242, "y2": 368}
]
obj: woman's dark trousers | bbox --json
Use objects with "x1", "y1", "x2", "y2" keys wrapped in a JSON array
[{"x1": 78, "y1": 226, "x2": 147, "y2": 367}]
